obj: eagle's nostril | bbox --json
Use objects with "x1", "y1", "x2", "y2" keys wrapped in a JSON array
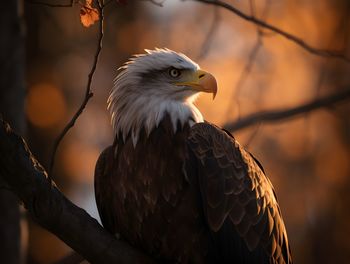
[{"x1": 199, "y1": 74, "x2": 205, "y2": 79}]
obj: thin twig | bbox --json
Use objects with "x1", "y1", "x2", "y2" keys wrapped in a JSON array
[
  {"x1": 194, "y1": 0, "x2": 350, "y2": 63},
  {"x1": 225, "y1": 36, "x2": 262, "y2": 119},
  {"x1": 225, "y1": 0, "x2": 271, "y2": 148},
  {"x1": 102, "y1": 0, "x2": 113, "y2": 8},
  {"x1": 244, "y1": 123, "x2": 261, "y2": 148},
  {"x1": 141, "y1": 0, "x2": 165, "y2": 7},
  {"x1": 223, "y1": 88, "x2": 350, "y2": 132},
  {"x1": 197, "y1": 6, "x2": 221, "y2": 60},
  {"x1": 235, "y1": 0, "x2": 265, "y2": 148},
  {"x1": 26, "y1": 0, "x2": 75, "y2": 7},
  {"x1": 225, "y1": 0, "x2": 270, "y2": 119},
  {"x1": 315, "y1": 5, "x2": 350, "y2": 96},
  {"x1": 49, "y1": 1, "x2": 104, "y2": 176}
]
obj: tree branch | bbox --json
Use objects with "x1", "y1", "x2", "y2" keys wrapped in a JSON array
[
  {"x1": 196, "y1": 5, "x2": 221, "y2": 61},
  {"x1": 26, "y1": 0, "x2": 75, "y2": 7},
  {"x1": 49, "y1": 1, "x2": 104, "y2": 176},
  {"x1": 224, "y1": 30, "x2": 263, "y2": 119},
  {"x1": 194, "y1": 0, "x2": 350, "y2": 63},
  {"x1": 141, "y1": 0, "x2": 165, "y2": 7},
  {"x1": 0, "y1": 119, "x2": 154, "y2": 264},
  {"x1": 223, "y1": 88, "x2": 350, "y2": 131},
  {"x1": 225, "y1": 0, "x2": 270, "y2": 119},
  {"x1": 225, "y1": 0, "x2": 271, "y2": 148}
]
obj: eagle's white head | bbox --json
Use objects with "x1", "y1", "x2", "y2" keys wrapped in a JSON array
[{"x1": 108, "y1": 48, "x2": 217, "y2": 146}]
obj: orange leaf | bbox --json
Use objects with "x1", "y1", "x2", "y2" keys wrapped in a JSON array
[{"x1": 80, "y1": 0, "x2": 99, "y2": 28}]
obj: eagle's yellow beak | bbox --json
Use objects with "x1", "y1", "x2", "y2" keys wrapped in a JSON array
[{"x1": 175, "y1": 69, "x2": 217, "y2": 99}]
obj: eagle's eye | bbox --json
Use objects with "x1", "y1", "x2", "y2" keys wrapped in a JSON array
[{"x1": 168, "y1": 67, "x2": 181, "y2": 78}]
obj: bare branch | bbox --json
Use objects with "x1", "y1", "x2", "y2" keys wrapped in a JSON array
[
  {"x1": 0, "y1": 119, "x2": 154, "y2": 263},
  {"x1": 225, "y1": 0, "x2": 270, "y2": 119},
  {"x1": 314, "y1": 7, "x2": 350, "y2": 96},
  {"x1": 225, "y1": 35, "x2": 262, "y2": 118},
  {"x1": 244, "y1": 123, "x2": 261, "y2": 148},
  {"x1": 102, "y1": 0, "x2": 114, "y2": 8},
  {"x1": 141, "y1": 0, "x2": 165, "y2": 7},
  {"x1": 49, "y1": 2, "x2": 104, "y2": 176},
  {"x1": 26, "y1": 0, "x2": 75, "y2": 7},
  {"x1": 197, "y1": 6, "x2": 221, "y2": 60},
  {"x1": 224, "y1": 0, "x2": 270, "y2": 148},
  {"x1": 223, "y1": 88, "x2": 350, "y2": 132},
  {"x1": 194, "y1": 0, "x2": 350, "y2": 63}
]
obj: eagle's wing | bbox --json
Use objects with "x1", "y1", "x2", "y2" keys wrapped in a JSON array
[
  {"x1": 187, "y1": 122, "x2": 292, "y2": 263},
  {"x1": 94, "y1": 146, "x2": 118, "y2": 234}
]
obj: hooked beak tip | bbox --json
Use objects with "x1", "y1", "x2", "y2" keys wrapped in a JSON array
[{"x1": 198, "y1": 70, "x2": 217, "y2": 100}]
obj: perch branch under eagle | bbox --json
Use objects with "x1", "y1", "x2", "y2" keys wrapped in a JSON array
[{"x1": 95, "y1": 48, "x2": 292, "y2": 263}]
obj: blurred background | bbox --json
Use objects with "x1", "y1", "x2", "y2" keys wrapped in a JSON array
[{"x1": 9, "y1": 0, "x2": 350, "y2": 263}]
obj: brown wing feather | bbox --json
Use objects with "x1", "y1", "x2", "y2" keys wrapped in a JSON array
[
  {"x1": 187, "y1": 122, "x2": 292, "y2": 263},
  {"x1": 94, "y1": 146, "x2": 119, "y2": 234},
  {"x1": 94, "y1": 117, "x2": 210, "y2": 262}
]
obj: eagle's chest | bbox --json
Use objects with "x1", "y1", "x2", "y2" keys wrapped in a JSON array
[{"x1": 112, "y1": 125, "x2": 209, "y2": 262}]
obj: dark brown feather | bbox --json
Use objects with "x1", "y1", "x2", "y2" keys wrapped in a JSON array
[
  {"x1": 187, "y1": 122, "x2": 292, "y2": 263},
  {"x1": 94, "y1": 118, "x2": 292, "y2": 263},
  {"x1": 95, "y1": 116, "x2": 211, "y2": 262}
]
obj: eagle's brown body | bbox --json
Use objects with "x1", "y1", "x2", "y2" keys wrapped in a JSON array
[{"x1": 95, "y1": 115, "x2": 292, "y2": 263}]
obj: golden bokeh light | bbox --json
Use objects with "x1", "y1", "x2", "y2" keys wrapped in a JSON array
[{"x1": 26, "y1": 83, "x2": 66, "y2": 128}]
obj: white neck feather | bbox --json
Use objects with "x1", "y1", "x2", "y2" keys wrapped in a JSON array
[{"x1": 108, "y1": 94, "x2": 203, "y2": 147}]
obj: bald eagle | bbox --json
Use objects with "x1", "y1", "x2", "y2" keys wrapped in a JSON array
[{"x1": 95, "y1": 48, "x2": 292, "y2": 263}]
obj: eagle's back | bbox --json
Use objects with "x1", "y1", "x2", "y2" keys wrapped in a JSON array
[
  {"x1": 95, "y1": 115, "x2": 210, "y2": 262},
  {"x1": 95, "y1": 118, "x2": 292, "y2": 263}
]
